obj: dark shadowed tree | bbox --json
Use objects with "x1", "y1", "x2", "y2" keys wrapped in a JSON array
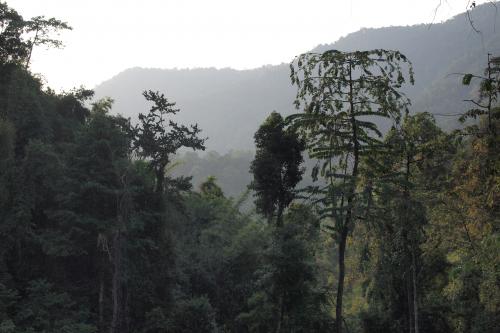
[
  {"x1": 134, "y1": 90, "x2": 205, "y2": 194},
  {"x1": 249, "y1": 111, "x2": 305, "y2": 227},
  {"x1": 0, "y1": 1, "x2": 26, "y2": 63}
]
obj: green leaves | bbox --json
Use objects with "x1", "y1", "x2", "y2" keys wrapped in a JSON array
[
  {"x1": 462, "y1": 73, "x2": 473, "y2": 85},
  {"x1": 460, "y1": 55, "x2": 499, "y2": 136},
  {"x1": 288, "y1": 49, "x2": 414, "y2": 225},
  {"x1": 459, "y1": 108, "x2": 486, "y2": 123}
]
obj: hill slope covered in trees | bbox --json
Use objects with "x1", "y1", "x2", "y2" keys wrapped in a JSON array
[
  {"x1": 1, "y1": 1, "x2": 499, "y2": 332},
  {"x1": 95, "y1": 3, "x2": 500, "y2": 153}
]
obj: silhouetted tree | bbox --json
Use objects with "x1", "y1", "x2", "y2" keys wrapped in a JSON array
[{"x1": 250, "y1": 111, "x2": 305, "y2": 227}]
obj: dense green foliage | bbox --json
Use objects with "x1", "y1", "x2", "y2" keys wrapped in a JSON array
[
  {"x1": 0, "y1": 1, "x2": 498, "y2": 333},
  {"x1": 250, "y1": 111, "x2": 305, "y2": 225}
]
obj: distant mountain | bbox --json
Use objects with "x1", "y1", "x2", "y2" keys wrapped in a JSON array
[
  {"x1": 94, "y1": 2, "x2": 500, "y2": 153},
  {"x1": 95, "y1": 65, "x2": 294, "y2": 153}
]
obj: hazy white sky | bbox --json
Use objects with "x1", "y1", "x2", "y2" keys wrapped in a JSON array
[{"x1": 6, "y1": 0, "x2": 488, "y2": 90}]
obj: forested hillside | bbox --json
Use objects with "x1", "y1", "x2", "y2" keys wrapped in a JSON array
[
  {"x1": 95, "y1": 2, "x2": 500, "y2": 152},
  {"x1": 0, "y1": 1, "x2": 499, "y2": 333}
]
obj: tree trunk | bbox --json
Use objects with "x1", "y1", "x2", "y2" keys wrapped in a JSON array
[
  {"x1": 99, "y1": 264, "x2": 105, "y2": 333},
  {"x1": 110, "y1": 231, "x2": 121, "y2": 333},
  {"x1": 335, "y1": 228, "x2": 348, "y2": 333},
  {"x1": 404, "y1": 151, "x2": 418, "y2": 333},
  {"x1": 487, "y1": 53, "x2": 493, "y2": 135},
  {"x1": 97, "y1": 233, "x2": 109, "y2": 333},
  {"x1": 276, "y1": 203, "x2": 284, "y2": 228},
  {"x1": 334, "y1": 61, "x2": 360, "y2": 333},
  {"x1": 275, "y1": 292, "x2": 285, "y2": 333},
  {"x1": 110, "y1": 230, "x2": 127, "y2": 333},
  {"x1": 25, "y1": 28, "x2": 39, "y2": 69},
  {"x1": 407, "y1": 274, "x2": 414, "y2": 333},
  {"x1": 412, "y1": 249, "x2": 419, "y2": 333},
  {"x1": 274, "y1": 212, "x2": 284, "y2": 333},
  {"x1": 155, "y1": 166, "x2": 164, "y2": 194}
]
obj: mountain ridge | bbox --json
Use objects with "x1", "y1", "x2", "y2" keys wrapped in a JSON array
[{"x1": 94, "y1": 2, "x2": 500, "y2": 153}]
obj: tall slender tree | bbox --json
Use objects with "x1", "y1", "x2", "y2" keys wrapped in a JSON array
[{"x1": 289, "y1": 49, "x2": 413, "y2": 333}]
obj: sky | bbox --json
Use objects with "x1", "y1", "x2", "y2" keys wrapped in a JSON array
[{"x1": 6, "y1": 0, "x2": 490, "y2": 91}]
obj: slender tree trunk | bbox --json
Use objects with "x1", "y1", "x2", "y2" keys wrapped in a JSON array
[
  {"x1": 110, "y1": 230, "x2": 122, "y2": 333},
  {"x1": 97, "y1": 233, "x2": 109, "y2": 333},
  {"x1": 404, "y1": 150, "x2": 419, "y2": 333},
  {"x1": 275, "y1": 203, "x2": 284, "y2": 333},
  {"x1": 110, "y1": 229, "x2": 128, "y2": 333},
  {"x1": 99, "y1": 262, "x2": 105, "y2": 333},
  {"x1": 487, "y1": 53, "x2": 493, "y2": 135},
  {"x1": 276, "y1": 203, "x2": 284, "y2": 228},
  {"x1": 25, "y1": 29, "x2": 39, "y2": 69},
  {"x1": 276, "y1": 293, "x2": 285, "y2": 333},
  {"x1": 335, "y1": 61, "x2": 359, "y2": 333},
  {"x1": 407, "y1": 276, "x2": 414, "y2": 333},
  {"x1": 110, "y1": 174, "x2": 131, "y2": 333},
  {"x1": 155, "y1": 166, "x2": 164, "y2": 194},
  {"x1": 335, "y1": 190, "x2": 356, "y2": 333},
  {"x1": 335, "y1": 227, "x2": 348, "y2": 333},
  {"x1": 412, "y1": 248, "x2": 419, "y2": 333}
]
